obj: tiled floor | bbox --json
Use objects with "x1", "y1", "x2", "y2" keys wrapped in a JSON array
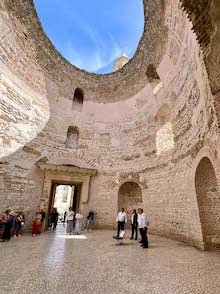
[{"x1": 0, "y1": 226, "x2": 220, "y2": 294}]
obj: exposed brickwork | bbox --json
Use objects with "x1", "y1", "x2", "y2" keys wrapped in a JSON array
[
  {"x1": 195, "y1": 157, "x2": 220, "y2": 249},
  {"x1": 0, "y1": 0, "x2": 220, "y2": 250}
]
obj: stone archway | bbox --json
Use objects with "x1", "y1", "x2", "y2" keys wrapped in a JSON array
[
  {"x1": 118, "y1": 182, "x2": 143, "y2": 219},
  {"x1": 195, "y1": 157, "x2": 220, "y2": 249},
  {"x1": 37, "y1": 161, "x2": 97, "y2": 231}
]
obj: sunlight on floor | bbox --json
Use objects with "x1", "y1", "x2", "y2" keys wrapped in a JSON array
[{"x1": 57, "y1": 234, "x2": 87, "y2": 240}]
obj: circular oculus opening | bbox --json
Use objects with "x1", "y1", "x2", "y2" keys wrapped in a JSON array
[{"x1": 34, "y1": 0, "x2": 144, "y2": 74}]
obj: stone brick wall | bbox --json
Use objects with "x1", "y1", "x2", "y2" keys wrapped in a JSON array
[
  {"x1": 1, "y1": 0, "x2": 220, "y2": 249},
  {"x1": 195, "y1": 157, "x2": 220, "y2": 249}
]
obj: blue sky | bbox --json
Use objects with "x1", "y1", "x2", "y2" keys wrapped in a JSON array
[{"x1": 34, "y1": 0, "x2": 144, "y2": 74}]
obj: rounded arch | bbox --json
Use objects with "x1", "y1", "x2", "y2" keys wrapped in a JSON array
[
  {"x1": 155, "y1": 104, "x2": 172, "y2": 125},
  {"x1": 118, "y1": 182, "x2": 143, "y2": 218},
  {"x1": 72, "y1": 88, "x2": 84, "y2": 111},
  {"x1": 65, "y1": 126, "x2": 79, "y2": 149},
  {"x1": 195, "y1": 157, "x2": 220, "y2": 249},
  {"x1": 3, "y1": 0, "x2": 168, "y2": 103},
  {"x1": 146, "y1": 64, "x2": 160, "y2": 82},
  {"x1": 155, "y1": 104, "x2": 174, "y2": 155}
]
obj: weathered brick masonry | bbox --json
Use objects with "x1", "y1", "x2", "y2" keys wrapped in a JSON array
[{"x1": 0, "y1": 0, "x2": 220, "y2": 250}]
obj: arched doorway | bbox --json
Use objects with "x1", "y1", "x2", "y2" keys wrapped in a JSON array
[
  {"x1": 118, "y1": 182, "x2": 143, "y2": 220},
  {"x1": 195, "y1": 157, "x2": 220, "y2": 249},
  {"x1": 72, "y1": 88, "x2": 84, "y2": 112}
]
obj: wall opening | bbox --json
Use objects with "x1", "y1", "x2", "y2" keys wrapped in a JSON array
[
  {"x1": 65, "y1": 126, "x2": 79, "y2": 149},
  {"x1": 48, "y1": 183, "x2": 81, "y2": 228},
  {"x1": 118, "y1": 182, "x2": 142, "y2": 220},
  {"x1": 146, "y1": 64, "x2": 163, "y2": 94},
  {"x1": 155, "y1": 104, "x2": 174, "y2": 155},
  {"x1": 146, "y1": 64, "x2": 160, "y2": 82},
  {"x1": 72, "y1": 88, "x2": 84, "y2": 112},
  {"x1": 195, "y1": 157, "x2": 220, "y2": 249}
]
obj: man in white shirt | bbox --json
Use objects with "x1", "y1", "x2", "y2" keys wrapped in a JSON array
[
  {"x1": 138, "y1": 208, "x2": 148, "y2": 249},
  {"x1": 66, "y1": 207, "x2": 75, "y2": 235},
  {"x1": 116, "y1": 208, "x2": 127, "y2": 237}
]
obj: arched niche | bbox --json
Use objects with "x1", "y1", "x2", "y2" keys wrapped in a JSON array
[
  {"x1": 195, "y1": 157, "x2": 220, "y2": 249},
  {"x1": 146, "y1": 64, "x2": 160, "y2": 82},
  {"x1": 118, "y1": 182, "x2": 143, "y2": 218},
  {"x1": 146, "y1": 64, "x2": 162, "y2": 94},
  {"x1": 155, "y1": 104, "x2": 174, "y2": 155},
  {"x1": 65, "y1": 126, "x2": 79, "y2": 149},
  {"x1": 72, "y1": 88, "x2": 84, "y2": 112}
]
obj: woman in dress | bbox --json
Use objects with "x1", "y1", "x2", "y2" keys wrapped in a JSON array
[
  {"x1": 32, "y1": 211, "x2": 41, "y2": 236},
  {"x1": 75, "y1": 210, "x2": 83, "y2": 235}
]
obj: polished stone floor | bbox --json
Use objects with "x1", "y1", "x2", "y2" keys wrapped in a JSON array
[{"x1": 0, "y1": 226, "x2": 220, "y2": 294}]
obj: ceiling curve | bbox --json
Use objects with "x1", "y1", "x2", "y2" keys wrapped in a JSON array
[{"x1": 4, "y1": 0, "x2": 168, "y2": 102}]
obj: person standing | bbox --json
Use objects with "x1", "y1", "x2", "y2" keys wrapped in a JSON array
[
  {"x1": 66, "y1": 207, "x2": 75, "y2": 235},
  {"x1": 75, "y1": 210, "x2": 83, "y2": 235},
  {"x1": 50, "y1": 208, "x2": 59, "y2": 231},
  {"x1": 116, "y1": 208, "x2": 127, "y2": 237},
  {"x1": 32, "y1": 211, "x2": 41, "y2": 237},
  {"x1": 130, "y1": 209, "x2": 138, "y2": 240},
  {"x1": 62, "y1": 211, "x2": 67, "y2": 227},
  {"x1": 138, "y1": 208, "x2": 148, "y2": 249},
  {"x1": 86, "y1": 210, "x2": 94, "y2": 231},
  {"x1": 40, "y1": 208, "x2": 46, "y2": 232},
  {"x1": 14, "y1": 212, "x2": 23, "y2": 237},
  {"x1": 1, "y1": 210, "x2": 12, "y2": 241},
  {"x1": 0, "y1": 213, "x2": 4, "y2": 238}
]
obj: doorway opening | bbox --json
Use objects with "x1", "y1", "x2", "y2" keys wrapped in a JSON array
[
  {"x1": 48, "y1": 182, "x2": 82, "y2": 227},
  {"x1": 195, "y1": 157, "x2": 220, "y2": 249},
  {"x1": 118, "y1": 182, "x2": 143, "y2": 222}
]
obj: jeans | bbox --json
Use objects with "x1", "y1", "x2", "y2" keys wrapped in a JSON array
[{"x1": 67, "y1": 220, "x2": 74, "y2": 234}]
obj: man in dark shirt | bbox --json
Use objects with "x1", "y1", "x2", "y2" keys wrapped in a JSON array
[
  {"x1": 86, "y1": 211, "x2": 94, "y2": 231},
  {"x1": 50, "y1": 208, "x2": 59, "y2": 231},
  {"x1": 130, "y1": 209, "x2": 138, "y2": 240}
]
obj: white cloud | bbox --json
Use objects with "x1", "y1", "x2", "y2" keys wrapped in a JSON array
[
  {"x1": 39, "y1": 0, "x2": 143, "y2": 73},
  {"x1": 60, "y1": 30, "x2": 127, "y2": 72}
]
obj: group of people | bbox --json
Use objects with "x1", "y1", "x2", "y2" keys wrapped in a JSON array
[
  {"x1": 65, "y1": 207, "x2": 94, "y2": 235},
  {"x1": 116, "y1": 208, "x2": 149, "y2": 249},
  {"x1": 0, "y1": 209, "x2": 25, "y2": 241},
  {"x1": 1, "y1": 206, "x2": 148, "y2": 247}
]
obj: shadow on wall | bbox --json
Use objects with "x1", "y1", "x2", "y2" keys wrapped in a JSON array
[
  {"x1": 195, "y1": 157, "x2": 220, "y2": 250},
  {"x1": 0, "y1": 67, "x2": 85, "y2": 221},
  {"x1": 72, "y1": 88, "x2": 84, "y2": 112},
  {"x1": 0, "y1": 70, "x2": 50, "y2": 160}
]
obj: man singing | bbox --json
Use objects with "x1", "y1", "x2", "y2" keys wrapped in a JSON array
[
  {"x1": 116, "y1": 208, "x2": 127, "y2": 237},
  {"x1": 130, "y1": 209, "x2": 138, "y2": 240},
  {"x1": 138, "y1": 208, "x2": 149, "y2": 249}
]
